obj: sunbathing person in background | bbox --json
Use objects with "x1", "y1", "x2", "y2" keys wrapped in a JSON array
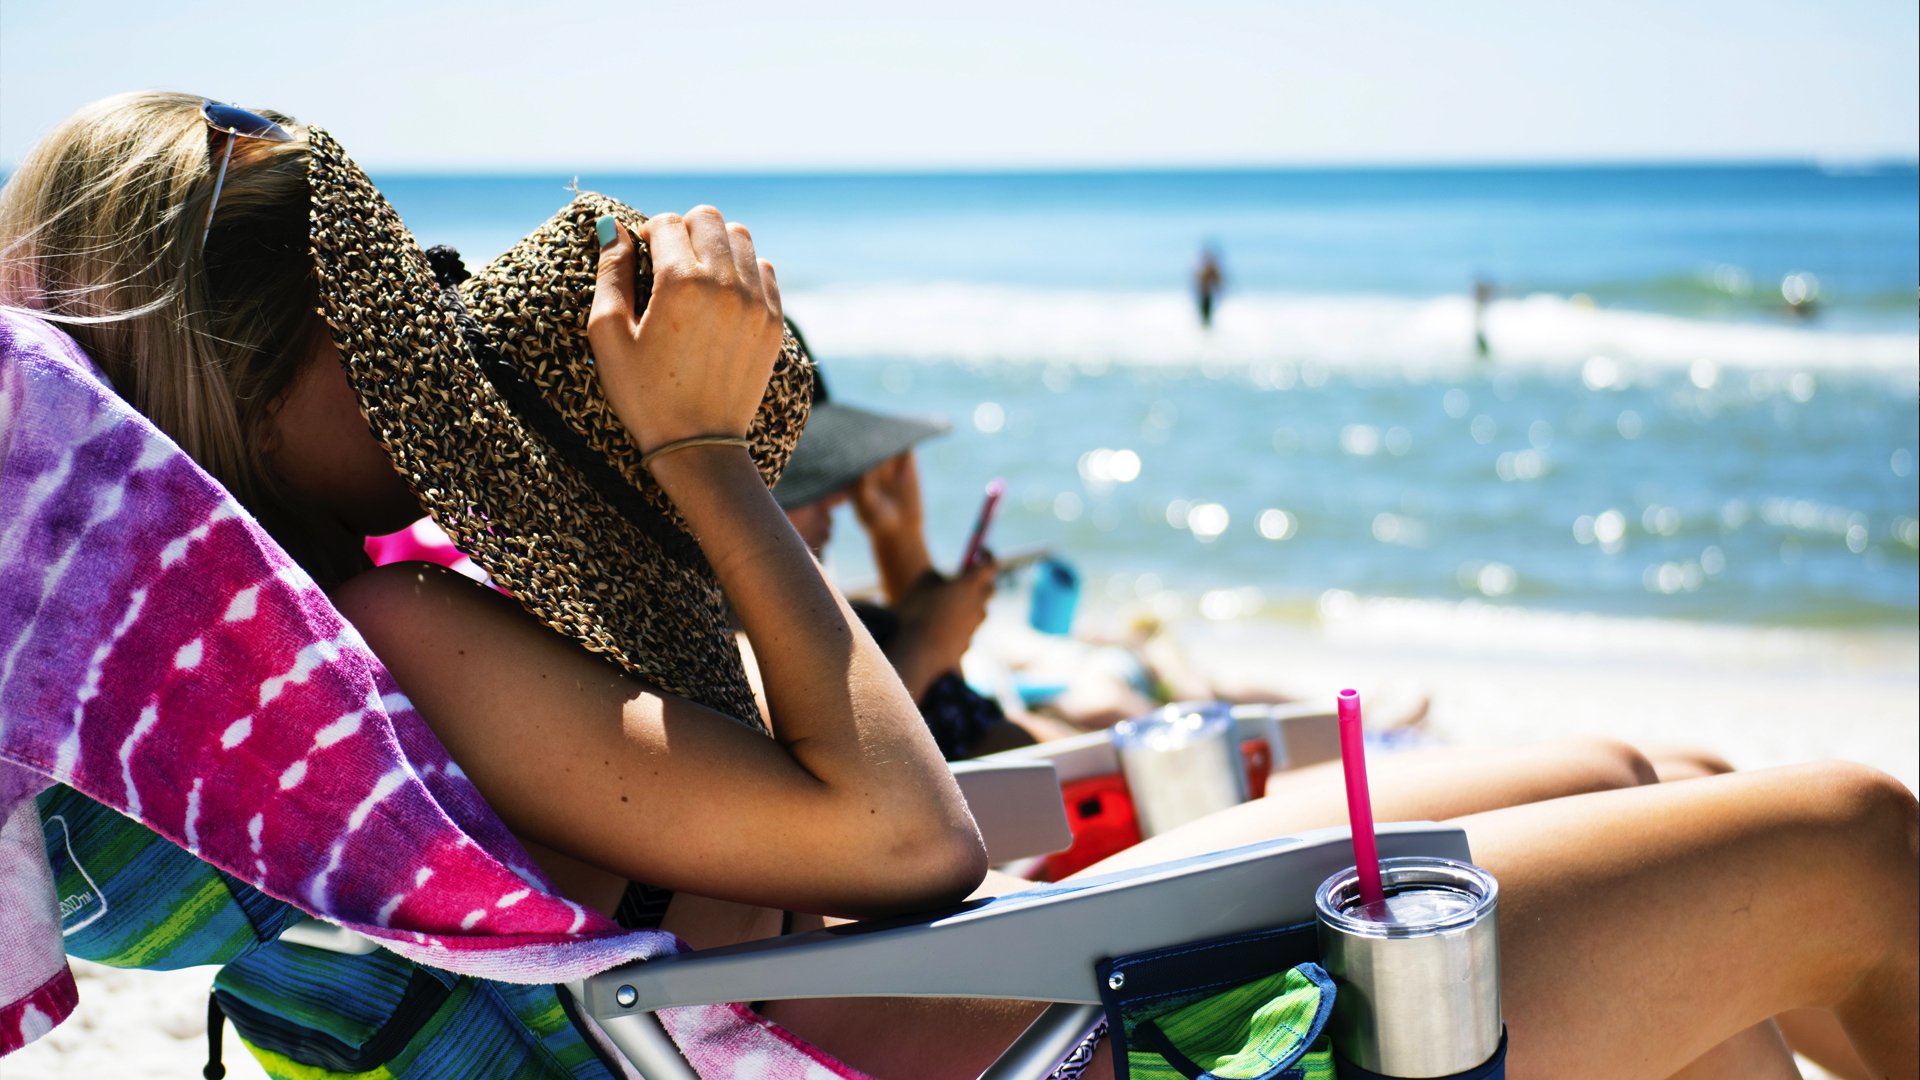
[
  {"x1": 770, "y1": 355, "x2": 1048, "y2": 756},
  {"x1": 770, "y1": 360, "x2": 1224, "y2": 742},
  {"x1": 1, "y1": 91, "x2": 1912, "y2": 1080}
]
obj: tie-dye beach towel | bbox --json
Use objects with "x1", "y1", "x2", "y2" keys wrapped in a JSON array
[
  {"x1": 0, "y1": 309, "x2": 909, "y2": 1078},
  {"x1": 0, "y1": 307, "x2": 673, "y2": 1044}
]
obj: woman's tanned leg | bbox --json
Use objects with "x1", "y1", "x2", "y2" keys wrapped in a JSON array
[
  {"x1": 770, "y1": 757, "x2": 1916, "y2": 1079},
  {"x1": 1637, "y1": 743, "x2": 1737, "y2": 783},
  {"x1": 1458, "y1": 761, "x2": 1917, "y2": 1079},
  {"x1": 764, "y1": 735, "x2": 1664, "y2": 1078}
]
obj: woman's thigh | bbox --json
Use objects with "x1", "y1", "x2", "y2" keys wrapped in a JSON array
[
  {"x1": 1460, "y1": 761, "x2": 1916, "y2": 1079},
  {"x1": 792, "y1": 761, "x2": 1915, "y2": 1080},
  {"x1": 762, "y1": 758, "x2": 1917, "y2": 1080}
]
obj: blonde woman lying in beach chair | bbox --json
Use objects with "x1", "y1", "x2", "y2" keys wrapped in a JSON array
[{"x1": 1, "y1": 91, "x2": 1912, "y2": 1080}]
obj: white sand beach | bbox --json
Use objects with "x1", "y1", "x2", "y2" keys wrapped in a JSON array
[
  {"x1": 3, "y1": 960, "x2": 269, "y2": 1080},
  {"x1": 8, "y1": 602, "x2": 1908, "y2": 1079},
  {"x1": 1171, "y1": 597, "x2": 1918, "y2": 792}
]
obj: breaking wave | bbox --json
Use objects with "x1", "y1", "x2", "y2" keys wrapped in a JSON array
[{"x1": 786, "y1": 284, "x2": 1918, "y2": 372}]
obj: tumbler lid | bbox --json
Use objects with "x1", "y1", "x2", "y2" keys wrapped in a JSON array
[
  {"x1": 1111, "y1": 701, "x2": 1233, "y2": 753},
  {"x1": 1315, "y1": 856, "x2": 1498, "y2": 939}
]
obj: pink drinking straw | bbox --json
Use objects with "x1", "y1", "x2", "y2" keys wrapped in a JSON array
[{"x1": 1338, "y1": 688, "x2": 1386, "y2": 908}]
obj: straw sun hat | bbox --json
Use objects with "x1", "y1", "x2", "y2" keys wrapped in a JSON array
[{"x1": 305, "y1": 128, "x2": 812, "y2": 727}]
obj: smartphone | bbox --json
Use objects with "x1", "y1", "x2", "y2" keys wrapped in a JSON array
[{"x1": 959, "y1": 479, "x2": 1006, "y2": 572}]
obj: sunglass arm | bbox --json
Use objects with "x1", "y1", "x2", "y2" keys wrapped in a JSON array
[{"x1": 201, "y1": 131, "x2": 236, "y2": 254}]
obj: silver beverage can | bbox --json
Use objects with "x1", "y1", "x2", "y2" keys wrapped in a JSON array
[
  {"x1": 1111, "y1": 702, "x2": 1248, "y2": 837},
  {"x1": 1314, "y1": 856, "x2": 1502, "y2": 1078}
]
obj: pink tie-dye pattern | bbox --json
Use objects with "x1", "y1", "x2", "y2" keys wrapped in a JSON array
[
  {"x1": 660, "y1": 1003, "x2": 880, "y2": 1080},
  {"x1": 0, "y1": 311, "x2": 851, "y2": 1077}
]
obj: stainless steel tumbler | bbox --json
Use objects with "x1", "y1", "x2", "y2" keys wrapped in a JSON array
[
  {"x1": 1314, "y1": 856, "x2": 1502, "y2": 1078},
  {"x1": 1111, "y1": 701, "x2": 1248, "y2": 837}
]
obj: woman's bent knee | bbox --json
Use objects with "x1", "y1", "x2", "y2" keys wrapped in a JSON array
[
  {"x1": 1814, "y1": 760, "x2": 1918, "y2": 858},
  {"x1": 1555, "y1": 734, "x2": 1659, "y2": 790},
  {"x1": 1639, "y1": 743, "x2": 1736, "y2": 782}
]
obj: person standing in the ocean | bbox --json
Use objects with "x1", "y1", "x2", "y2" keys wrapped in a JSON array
[
  {"x1": 1194, "y1": 246, "x2": 1224, "y2": 328},
  {"x1": 1473, "y1": 276, "x2": 1494, "y2": 357}
]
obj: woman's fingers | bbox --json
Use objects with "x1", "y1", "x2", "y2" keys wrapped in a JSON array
[
  {"x1": 724, "y1": 221, "x2": 781, "y2": 321},
  {"x1": 957, "y1": 557, "x2": 997, "y2": 602},
  {"x1": 683, "y1": 205, "x2": 737, "y2": 278},
  {"x1": 654, "y1": 207, "x2": 777, "y2": 319},
  {"x1": 973, "y1": 560, "x2": 998, "y2": 596},
  {"x1": 726, "y1": 221, "x2": 761, "y2": 290},
  {"x1": 600, "y1": 203, "x2": 782, "y2": 451},
  {"x1": 759, "y1": 258, "x2": 783, "y2": 321},
  {"x1": 643, "y1": 212, "x2": 695, "y2": 277},
  {"x1": 587, "y1": 218, "x2": 639, "y2": 361}
]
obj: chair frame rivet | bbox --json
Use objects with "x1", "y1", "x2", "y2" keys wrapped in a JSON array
[
  {"x1": 1108, "y1": 972, "x2": 1125, "y2": 990},
  {"x1": 615, "y1": 985, "x2": 638, "y2": 1008}
]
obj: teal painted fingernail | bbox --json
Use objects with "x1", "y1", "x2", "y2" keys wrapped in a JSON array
[{"x1": 595, "y1": 215, "x2": 617, "y2": 247}]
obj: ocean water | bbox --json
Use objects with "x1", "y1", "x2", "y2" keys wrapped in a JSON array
[{"x1": 376, "y1": 166, "x2": 1919, "y2": 630}]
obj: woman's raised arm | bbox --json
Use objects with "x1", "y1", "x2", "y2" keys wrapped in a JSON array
[{"x1": 334, "y1": 207, "x2": 985, "y2": 919}]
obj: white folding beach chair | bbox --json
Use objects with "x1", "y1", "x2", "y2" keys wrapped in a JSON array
[
  {"x1": 571, "y1": 814, "x2": 1468, "y2": 1079},
  {"x1": 283, "y1": 708, "x2": 1450, "y2": 1080}
]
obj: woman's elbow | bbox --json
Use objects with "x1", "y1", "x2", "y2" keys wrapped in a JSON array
[
  {"x1": 842, "y1": 818, "x2": 988, "y2": 918},
  {"x1": 912, "y1": 821, "x2": 992, "y2": 906}
]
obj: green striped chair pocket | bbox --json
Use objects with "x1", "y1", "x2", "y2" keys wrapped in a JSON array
[{"x1": 1097, "y1": 922, "x2": 1335, "y2": 1080}]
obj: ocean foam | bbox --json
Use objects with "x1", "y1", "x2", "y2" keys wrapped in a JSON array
[
  {"x1": 787, "y1": 284, "x2": 1919, "y2": 371},
  {"x1": 1308, "y1": 590, "x2": 1917, "y2": 670}
]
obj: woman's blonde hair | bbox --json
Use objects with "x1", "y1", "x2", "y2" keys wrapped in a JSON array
[{"x1": 0, "y1": 91, "x2": 363, "y2": 581}]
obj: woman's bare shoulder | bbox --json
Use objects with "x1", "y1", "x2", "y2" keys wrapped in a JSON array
[
  {"x1": 330, "y1": 560, "x2": 671, "y2": 748},
  {"x1": 329, "y1": 560, "x2": 616, "y2": 690},
  {"x1": 332, "y1": 561, "x2": 528, "y2": 638}
]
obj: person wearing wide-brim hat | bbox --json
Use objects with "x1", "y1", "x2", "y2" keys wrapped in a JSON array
[
  {"x1": 305, "y1": 128, "x2": 999, "y2": 910},
  {"x1": 4, "y1": 92, "x2": 988, "y2": 926},
  {"x1": 771, "y1": 347, "x2": 1039, "y2": 758}
]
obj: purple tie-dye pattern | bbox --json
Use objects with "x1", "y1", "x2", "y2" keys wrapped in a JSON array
[
  {"x1": 0, "y1": 311, "x2": 871, "y2": 1072},
  {"x1": 0, "y1": 309, "x2": 659, "y2": 969}
]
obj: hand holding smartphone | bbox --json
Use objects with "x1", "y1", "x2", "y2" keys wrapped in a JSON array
[{"x1": 959, "y1": 479, "x2": 1005, "y2": 572}]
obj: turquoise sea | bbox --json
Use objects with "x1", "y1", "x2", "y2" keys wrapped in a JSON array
[{"x1": 376, "y1": 165, "x2": 1920, "y2": 629}]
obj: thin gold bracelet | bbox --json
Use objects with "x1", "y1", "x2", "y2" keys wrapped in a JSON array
[{"x1": 639, "y1": 434, "x2": 754, "y2": 470}]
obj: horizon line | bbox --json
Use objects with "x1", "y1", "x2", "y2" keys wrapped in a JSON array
[
  {"x1": 351, "y1": 156, "x2": 1920, "y2": 180},
  {"x1": 11, "y1": 155, "x2": 1912, "y2": 180},
  {"x1": 5, "y1": 154, "x2": 1915, "y2": 181}
]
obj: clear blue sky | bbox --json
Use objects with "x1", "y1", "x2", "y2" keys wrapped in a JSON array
[{"x1": 3, "y1": 0, "x2": 1915, "y2": 171}]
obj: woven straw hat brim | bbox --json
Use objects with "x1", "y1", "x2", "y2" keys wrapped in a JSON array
[
  {"x1": 772, "y1": 403, "x2": 951, "y2": 510},
  {"x1": 306, "y1": 128, "x2": 811, "y2": 726}
]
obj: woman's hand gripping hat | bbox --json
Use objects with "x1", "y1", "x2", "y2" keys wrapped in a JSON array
[{"x1": 305, "y1": 128, "x2": 811, "y2": 728}]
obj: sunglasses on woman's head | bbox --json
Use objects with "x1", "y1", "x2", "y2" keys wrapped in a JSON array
[{"x1": 200, "y1": 101, "x2": 295, "y2": 252}]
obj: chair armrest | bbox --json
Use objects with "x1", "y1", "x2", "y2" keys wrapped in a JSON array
[
  {"x1": 1229, "y1": 703, "x2": 1341, "y2": 770},
  {"x1": 950, "y1": 758, "x2": 1074, "y2": 863},
  {"x1": 976, "y1": 728, "x2": 1118, "y2": 782},
  {"x1": 579, "y1": 821, "x2": 1468, "y2": 1017},
  {"x1": 976, "y1": 702, "x2": 1340, "y2": 781}
]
